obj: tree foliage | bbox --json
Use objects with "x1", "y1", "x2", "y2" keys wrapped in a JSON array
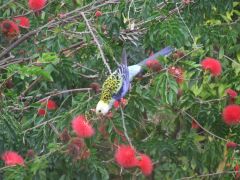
[{"x1": 0, "y1": 0, "x2": 240, "y2": 179}]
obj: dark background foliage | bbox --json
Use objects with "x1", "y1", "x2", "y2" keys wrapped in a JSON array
[{"x1": 0, "y1": 0, "x2": 239, "y2": 179}]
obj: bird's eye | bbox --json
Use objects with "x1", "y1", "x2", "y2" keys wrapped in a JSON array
[{"x1": 98, "y1": 110, "x2": 101, "y2": 113}]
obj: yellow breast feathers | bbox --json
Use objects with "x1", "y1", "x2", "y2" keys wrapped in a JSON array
[{"x1": 100, "y1": 74, "x2": 122, "y2": 103}]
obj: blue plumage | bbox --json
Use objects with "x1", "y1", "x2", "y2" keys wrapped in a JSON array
[
  {"x1": 96, "y1": 46, "x2": 175, "y2": 115},
  {"x1": 113, "y1": 46, "x2": 174, "y2": 100}
]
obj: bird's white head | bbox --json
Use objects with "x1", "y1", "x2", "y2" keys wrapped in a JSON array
[{"x1": 96, "y1": 100, "x2": 112, "y2": 116}]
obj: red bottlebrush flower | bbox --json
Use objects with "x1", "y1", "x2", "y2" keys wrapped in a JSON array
[
  {"x1": 58, "y1": 13, "x2": 66, "y2": 18},
  {"x1": 226, "y1": 88, "x2": 238, "y2": 104},
  {"x1": 26, "y1": 149, "x2": 35, "y2": 159},
  {"x1": 120, "y1": 98, "x2": 128, "y2": 108},
  {"x1": 226, "y1": 141, "x2": 238, "y2": 149},
  {"x1": 95, "y1": 10, "x2": 102, "y2": 17},
  {"x1": 226, "y1": 89, "x2": 238, "y2": 98},
  {"x1": 114, "y1": 98, "x2": 128, "y2": 109},
  {"x1": 90, "y1": 82, "x2": 100, "y2": 93},
  {"x1": 81, "y1": 149, "x2": 91, "y2": 159},
  {"x1": 70, "y1": 138, "x2": 85, "y2": 149},
  {"x1": 114, "y1": 100, "x2": 120, "y2": 109},
  {"x1": 1, "y1": 151, "x2": 24, "y2": 166},
  {"x1": 13, "y1": 17, "x2": 30, "y2": 29},
  {"x1": 182, "y1": 0, "x2": 191, "y2": 5},
  {"x1": 113, "y1": 138, "x2": 119, "y2": 147},
  {"x1": 222, "y1": 105, "x2": 240, "y2": 125},
  {"x1": 201, "y1": 57, "x2": 222, "y2": 76},
  {"x1": 146, "y1": 60, "x2": 162, "y2": 72},
  {"x1": 172, "y1": 50, "x2": 185, "y2": 60},
  {"x1": 235, "y1": 164, "x2": 240, "y2": 179},
  {"x1": 177, "y1": 89, "x2": 183, "y2": 98},
  {"x1": 28, "y1": 0, "x2": 46, "y2": 11},
  {"x1": 146, "y1": 51, "x2": 162, "y2": 72},
  {"x1": 176, "y1": 74, "x2": 184, "y2": 84},
  {"x1": 168, "y1": 66, "x2": 184, "y2": 84},
  {"x1": 71, "y1": 115, "x2": 95, "y2": 138},
  {"x1": 106, "y1": 111, "x2": 113, "y2": 119},
  {"x1": 114, "y1": 128, "x2": 127, "y2": 142},
  {"x1": 38, "y1": 108, "x2": 46, "y2": 116},
  {"x1": 137, "y1": 154, "x2": 153, "y2": 176},
  {"x1": 40, "y1": 99, "x2": 57, "y2": 110},
  {"x1": 59, "y1": 128, "x2": 71, "y2": 143},
  {"x1": 5, "y1": 79, "x2": 14, "y2": 89},
  {"x1": 67, "y1": 137, "x2": 85, "y2": 158},
  {"x1": 191, "y1": 120, "x2": 200, "y2": 129},
  {"x1": 46, "y1": 100, "x2": 57, "y2": 110},
  {"x1": 115, "y1": 145, "x2": 138, "y2": 168},
  {"x1": 98, "y1": 123, "x2": 109, "y2": 139},
  {"x1": 0, "y1": 20, "x2": 20, "y2": 38}
]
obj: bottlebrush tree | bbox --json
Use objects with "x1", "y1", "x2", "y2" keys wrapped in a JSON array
[{"x1": 0, "y1": 0, "x2": 239, "y2": 179}]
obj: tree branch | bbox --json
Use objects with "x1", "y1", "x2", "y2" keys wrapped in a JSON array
[
  {"x1": 80, "y1": 12, "x2": 112, "y2": 74},
  {"x1": 120, "y1": 107, "x2": 132, "y2": 146}
]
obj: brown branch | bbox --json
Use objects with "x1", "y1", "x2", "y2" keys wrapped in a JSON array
[
  {"x1": 19, "y1": 88, "x2": 93, "y2": 102},
  {"x1": 79, "y1": 73, "x2": 99, "y2": 79},
  {"x1": 22, "y1": 116, "x2": 60, "y2": 134},
  {"x1": 181, "y1": 110, "x2": 228, "y2": 142},
  {"x1": 80, "y1": 12, "x2": 112, "y2": 74},
  {"x1": 0, "y1": 57, "x2": 31, "y2": 67},
  {"x1": 120, "y1": 107, "x2": 132, "y2": 146},
  {"x1": 177, "y1": 170, "x2": 240, "y2": 180},
  {"x1": 59, "y1": 40, "x2": 86, "y2": 54},
  {"x1": 73, "y1": 63, "x2": 97, "y2": 72},
  {"x1": 36, "y1": 88, "x2": 92, "y2": 103},
  {"x1": 0, "y1": 0, "x2": 119, "y2": 61},
  {"x1": 0, "y1": 58, "x2": 31, "y2": 69},
  {"x1": 173, "y1": 45, "x2": 203, "y2": 65},
  {"x1": 0, "y1": 0, "x2": 14, "y2": 10},
  {"x1": 0, "y1": 30, "x2": 39, "y2": 60},
  {"x1": 20, "y1": 77, "x2": 42, "y2": 99},
  {"x1": 48, "y1": 122, "x2": 60, "y2": 136},
  {"x1": 213, "y1": 50, "x2": 240, "y2": 66},
  {"x1": 0, "y1": 73, "x2": 16, "y2": 90}
]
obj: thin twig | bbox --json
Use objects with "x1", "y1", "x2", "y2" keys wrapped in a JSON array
[
  {"x1": 135, "y1": 2, "x2": 168, "y2": 27},
  {"x1": 48, "y1": 122, "x2": 60, "y2": 136},
  {"x1": 181, "y1": 110, "x2": 228, "y2": 142},
  {"x1": 0, "y1": 144, "x2": 66, "y2": 172},
  {"x1": 19, "y1": 88, "x2": 93, "y2": 102},
  {"x1": 37, "y1": 88, "x2": 92, "y2": 103},
  {"x1": 60, "y1": 41, "x2": 86, "y2": 54},
  {"x1": 223, "y1": 54, "x2": 240, "y2": 66},
  {"x1": 0, "y1": 0, "x2": 119, "y2": 60},
  {"x1": 213, "y1": 50, "x2": 240, "y2": 66},
  {"x1": 120, "y1": 107, "x2": 132, "y2": 146},
  {"x1": 223, "y1": 55, "x2": 240, "y2": 65},
  {"x1": 73, "y1": 63, "x2": 97, "y2": 72},
  {"x1": 0, "y1": 0, "x2": 14, "y2": 10},
  {"x1": 22, "y1": 116, "x2": 60, "y2": 133},
  {"x1": 0, "y1": 30, "x2": 39, "y2": 60},
  {"x1": 20, "y1": 77, "x2": 42, "y2": 99},
  {"x1": 175, "y1": 2, "x2": 194, "y2": 42},
  {"x1": 173, "y1": 45, "x2": 203, "y2": 64},
  {"x1": 80, "y1": 12, "x2": 112, "y2": 74},
  {"x1": 0, "y1": 57, "x2": 31, "y2": 68},
  {"x1": 177, "y1": 170, "x2": 240, "y2": 180},
  {"x1": 79, "y1": 73, "x2": 99, "y2": 79}
]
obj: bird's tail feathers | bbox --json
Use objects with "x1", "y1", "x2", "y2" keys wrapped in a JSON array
[
  {"x1": 121, "y1": 48, "x2": 127, "y2": 66},
  {"x1": 137, "y1": 46, "x2": 175, "y2": 66}
]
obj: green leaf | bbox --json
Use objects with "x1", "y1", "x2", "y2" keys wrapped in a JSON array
[{"x1": 38, "y1": 52, "x2": 60, "y2": 64}]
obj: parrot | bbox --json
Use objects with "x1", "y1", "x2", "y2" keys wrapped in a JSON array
[{"x1": 96, "y1": 46, "x2": 174, "y2": 115}]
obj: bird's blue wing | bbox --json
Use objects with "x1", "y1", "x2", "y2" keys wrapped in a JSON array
[{"x1": 112, "y1": 64, "x2": 129, "y2": 100}]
